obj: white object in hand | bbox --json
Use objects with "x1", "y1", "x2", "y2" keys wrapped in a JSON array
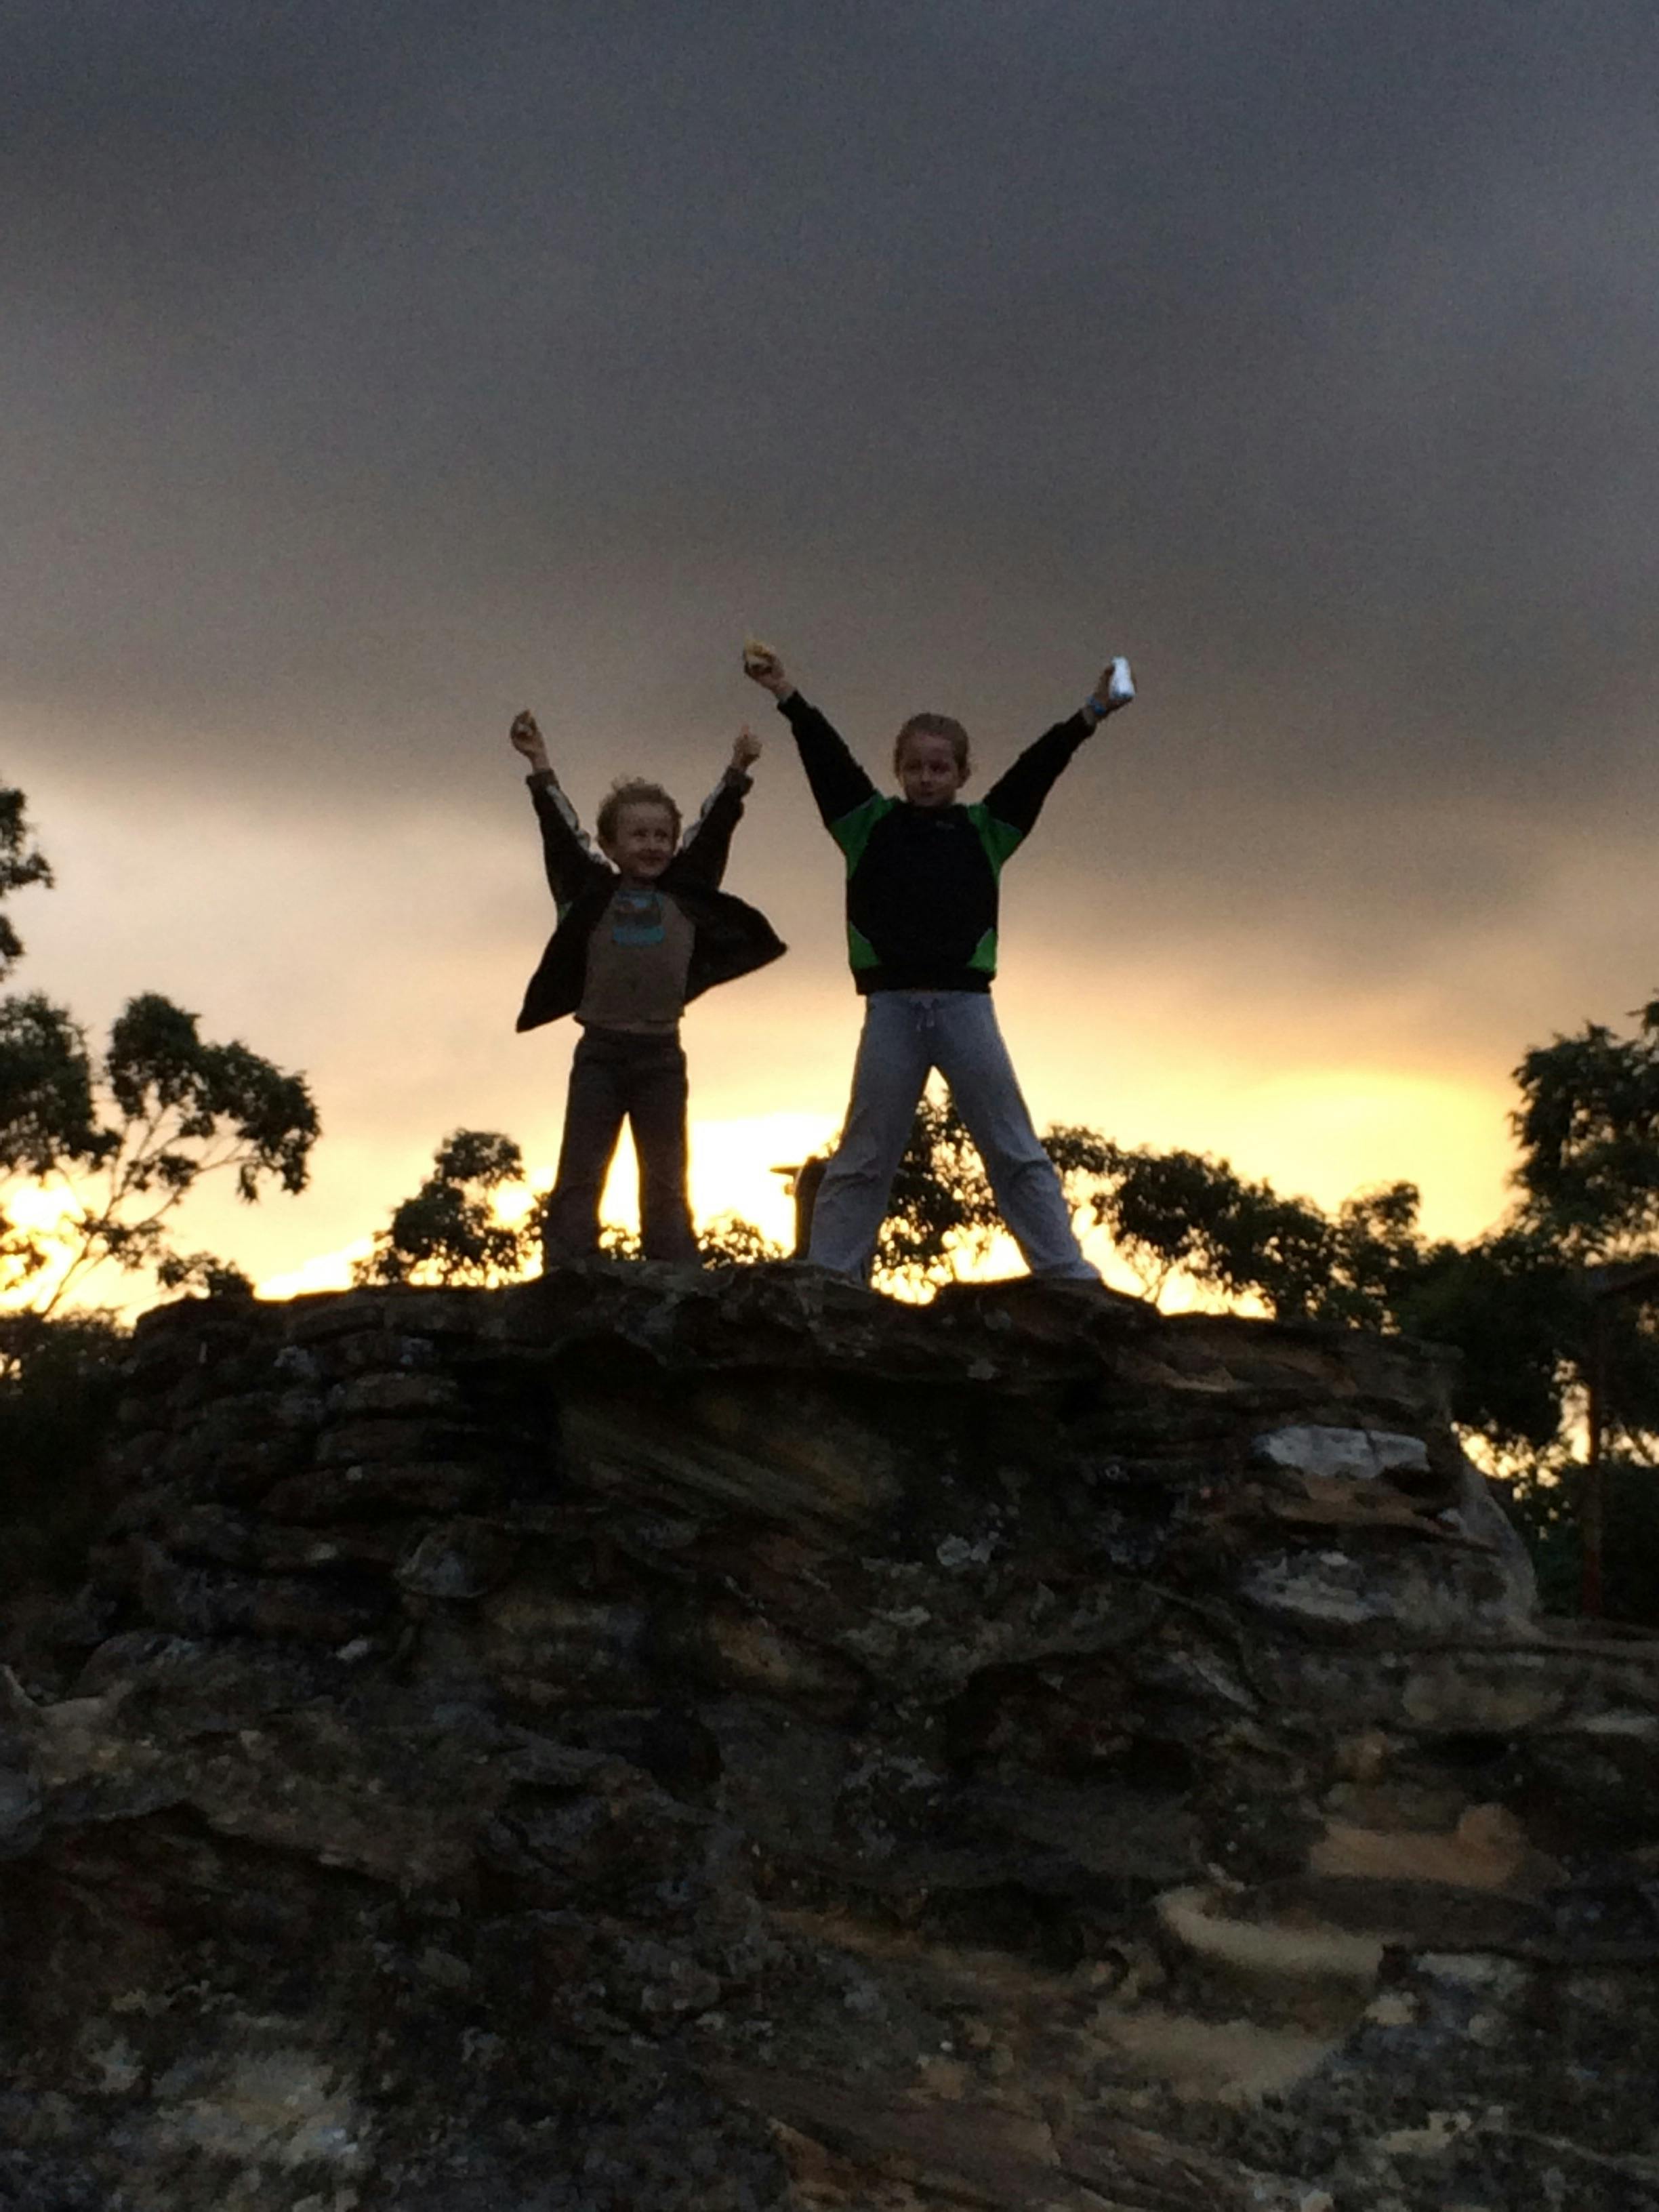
[
  {"x1": 1107, "y1": 656, "x2": 1135, "y2": 707},
  {"x1": 743, "y1": 634, "x2": 777, "y2": 674}
]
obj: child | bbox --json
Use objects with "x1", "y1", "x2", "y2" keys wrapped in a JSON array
[
  {"x1": 741, "y1": 644, "x2": 1134, "y2": 1284},
  {"x1": 510, "y1": 710, "x2": 784, "y2": 1264}
]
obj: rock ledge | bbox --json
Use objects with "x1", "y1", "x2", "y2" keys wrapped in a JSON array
[{"x1": 3, "y1": 1269, "x2": 1658, "y2": 2210}]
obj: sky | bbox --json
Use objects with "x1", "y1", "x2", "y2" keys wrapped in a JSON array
[{"x1": 4, "y1": 0, "x2": 1658, "y2": 1298}]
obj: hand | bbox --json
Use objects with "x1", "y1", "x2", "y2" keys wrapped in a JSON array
[
  {"x1": 1089, "y1": 657, "x2": 1135, "y2": 718},
  {"x1": 731, "y1": 725, "x2": 762, "y2": 773},
  {"x1": 510, "y1": 710, "x2": 550, "y2": 771},
  {"x1": 742, "y1": 637, "x2": 792, "y2": 698}
]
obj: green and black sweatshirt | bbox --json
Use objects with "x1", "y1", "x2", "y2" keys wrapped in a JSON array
[{"x1": 778, "y1": 691, "x2": 1097, "y2": 995}]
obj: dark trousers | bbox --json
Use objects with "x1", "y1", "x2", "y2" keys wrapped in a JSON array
[{"x1": 541, "y1": 1026, "x2": 699, "y2": 1264}]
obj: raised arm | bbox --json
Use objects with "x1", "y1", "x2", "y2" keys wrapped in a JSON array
[
  {"x1": 510, "y1": 710, "x2": 608, "y2": 913},
  {"x1": 979, "y1": 657, "x2": 1135, "y2": 850},
  {"x1": 742, "y1": 641, "x2": 878, "y2": 833},
  {"x1": 674, "y1": 727, "x2": 762, "y2": 890}
]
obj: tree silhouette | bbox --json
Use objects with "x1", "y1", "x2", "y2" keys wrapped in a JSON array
[
  {"x1": 0, "y1": 786, "x2": 52, "y2": 984},
  {"x1": 361, "y1": 1129, "x2": 784, "y2": 1284},
  {"x1": 1511, "y1": 997, "x2": 1659, "y2": 1259},
  {"x1": 1, "y1": 790, "x2": 318, "y2": 1311},
  {"x1": 872, "y1": 1086, "x2": 1002, "y2": 1293},
  {"x1": 356, "y1": 1129, "x2": 535, "y2": 1288}
]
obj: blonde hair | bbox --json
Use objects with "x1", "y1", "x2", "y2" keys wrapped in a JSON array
[{"x1": 596, "y1": 777, "x2": 680, "y2": 846}]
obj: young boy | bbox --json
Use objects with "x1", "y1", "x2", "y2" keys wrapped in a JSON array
[
  {"x1": 510, "y1": 710, "x2": 784, "y2": 1264},
  {"x1": 741, "y1": 644, "x2": 1134, "y2": 1284}
]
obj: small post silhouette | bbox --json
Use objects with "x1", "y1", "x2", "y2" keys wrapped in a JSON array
[{"x1": 773, "y1": 1155, "x2": 829, "y2": 1258}]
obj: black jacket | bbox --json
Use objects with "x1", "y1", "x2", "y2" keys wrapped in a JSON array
[
  {"x1": 779, "y1": 692, "x2": 1095, "y2": 994},
  {"x1": 515, "y1": 769, "x2": 785, "y2": 1032}
]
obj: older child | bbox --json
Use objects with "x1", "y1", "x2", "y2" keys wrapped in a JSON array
[
  {"x1": 510, "y1": 710, "x2": 783, "y2": 1264},
  {"x1": 741, "y1": 644, "x2": 1134, "y2": 1284}
]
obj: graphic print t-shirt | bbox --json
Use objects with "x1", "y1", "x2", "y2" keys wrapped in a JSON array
[{"x1": 575, "y1": 884, "x2": 695, "y2": 1033}]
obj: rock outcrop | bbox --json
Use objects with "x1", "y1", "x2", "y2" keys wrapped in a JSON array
[{"x1": 4, "y1": 1265, "x2": 1659, "y2": 2210}]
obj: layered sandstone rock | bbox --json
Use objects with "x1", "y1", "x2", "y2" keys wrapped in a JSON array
[{"x1": 3, "y1": 1265, "x2": 1658, "y2": 2209}]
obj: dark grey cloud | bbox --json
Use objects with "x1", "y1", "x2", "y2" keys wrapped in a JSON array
[{"x1": 4, "y1": 0, "x2": 1658, "y2": 979}]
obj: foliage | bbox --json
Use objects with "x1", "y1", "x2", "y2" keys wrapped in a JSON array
[
  {"x1": 1391, "y1": 1230, "x2": 1580, "y2": 1451},
  {"x1": 1420, "y1": 994, "x2": 1659, "y2": 1462},
  {"x1": 359, "y1": 1130, "x2": 785, "y2": 1283},
  {"x1": 1047, "y1": 1132, "x2": 1427, "y2": 1327},
  {"x1": 0, "y1": 1308, "x2": 128, "y2": 1589},
  {"x1": 0, "y1": 789, "x2": 99, "y2": 1282},
  {"x1": 1048, "y1": 1113, "x2": 1659, "y2": 1467},
  {"x1": 1046, "y1": 1132, "x2": 1210, "y2": 1301},
  {"x1": 1511, "y1": 998, "x2": 1659, "y2": 1258},
  {"x1": 1591, "y1": 1288, "x2": 1659, "y2": 1461},
  {"x1": 0, "y1": 785, "x2": 52, "y2": 985},
  {"x1": 1, "y1": 787, "x2": 319, "y2": 1313},
  {"x1": 356, "y1": 1130, "x2": 535, "y2": 1287},
  {"x1": 697, "y1": 1213, "x2": 785, "y2": 1265},
  {"x1": 871, "y1": 1087, "x2": 1000, "y2": 1294},
  {"x1": 1502, "y1": 1458, "x2": 1659, "y2": 1627},
  {"x1": 2, "y1": 989, "x2": 317, "y2": 1312},
  {"x1": 598, "y1": 1214, "x2": 783, "y2": 1264},
  {"x1": 0, "y1": 994, "x2": 107, "y2": 1177}
]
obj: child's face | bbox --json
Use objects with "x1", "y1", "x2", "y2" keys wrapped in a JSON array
[
  {"x1": 897, "y1": 733, "x2": 966, "y2": 809},
  {"x1": 602, "y1": 800, "x2": 677, "y2": 880}
]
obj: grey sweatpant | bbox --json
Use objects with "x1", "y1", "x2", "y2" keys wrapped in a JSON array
[{"x1": 808, "y1": 990, "x2": 1099, "y2": 1284}]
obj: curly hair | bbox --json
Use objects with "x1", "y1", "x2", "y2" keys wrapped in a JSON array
[
  {"x1": 892, "y1": 712, "x2": 971, "y2": 778},
  {"x1": 596, "y1": 778, "x2": 681, "y2": 847}
]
